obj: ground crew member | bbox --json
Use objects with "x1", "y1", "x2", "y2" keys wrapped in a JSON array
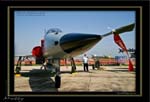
[{"x1": 83, "y1": 54, "x2": 89, "y2": 72}]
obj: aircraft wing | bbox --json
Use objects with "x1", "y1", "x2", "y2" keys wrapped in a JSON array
[
  {"x1": 15, "y1": 55, "x2": 33, "y2": 57},
  {"x1": 102, "y1": 23, "x2": 135, "y2": 37}
]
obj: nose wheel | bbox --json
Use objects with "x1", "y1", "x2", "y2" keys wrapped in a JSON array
[
  {"x1": 47, "y1": 58, "x2": 62, "y2": 88},
  {"x1": 55, "y1": 75, "x2": 61, "y2": 88}
]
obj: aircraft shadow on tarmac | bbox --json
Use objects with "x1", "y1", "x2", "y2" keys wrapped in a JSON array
[
  {"x1": 105, "y1": 67, "x2": 136, "y2": 73},
  {"x1": 21, "y1": 69, "x2": 58, "y2": 92},
  {"x1": 60, "y1": 70, "x2": 88, "y2": 74},
  {"x1": 61, "y1": 67, "x2": 136, "y2": 74}
]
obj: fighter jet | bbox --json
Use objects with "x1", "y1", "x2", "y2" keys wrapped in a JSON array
[{"x1": 15, "y1": 23, "x2": 135, "y2": 88}]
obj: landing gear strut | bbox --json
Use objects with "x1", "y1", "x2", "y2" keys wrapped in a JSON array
[
  {"x1": 70, "y1": 57, "x2": 76, "y2": 73},
  {"x1": 15, "y1": 56, "x2": 24, "y2": 74}
]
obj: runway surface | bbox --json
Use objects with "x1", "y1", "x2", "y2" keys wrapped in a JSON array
[{"x1": 14, "y1": 65, "x2": 136, "y2": 93}]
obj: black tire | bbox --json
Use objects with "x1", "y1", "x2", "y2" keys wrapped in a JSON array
[
  {"x1": 16, "y1": 67, "x2": 21, "y2": 74},
  {"x1": 55, "y1": 75, "x2": 61, "y2": 88},
  {"x1": 95, "y1": 61, "x2": 100, "y2": 68},
  {"x1": 92, "y1": 64, "x2": 95, "y2": 70},
  {"x1": 71, "y1": 66, "x2": 76, "y2": 73}
]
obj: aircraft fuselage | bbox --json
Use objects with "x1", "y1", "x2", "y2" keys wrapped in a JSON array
[{"x1": 43, "y1": 32, "x2": 102, "y2": 59}]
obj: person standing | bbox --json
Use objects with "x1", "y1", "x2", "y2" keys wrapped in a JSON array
[{"x1": 83, "y1": 54, "x2": 89, "y2": 72}]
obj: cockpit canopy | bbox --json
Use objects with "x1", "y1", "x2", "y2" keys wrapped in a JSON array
[{"x1": 46, "y1": 28, "x2": 62, "y2": 35}]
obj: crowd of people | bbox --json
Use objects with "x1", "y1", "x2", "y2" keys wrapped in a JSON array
[{"x1": 40, "y1": 54, "x2": 100, "y2": 72}]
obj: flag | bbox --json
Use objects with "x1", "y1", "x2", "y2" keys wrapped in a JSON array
[{"x1": 113, "y1": 33, "x2": 134, "y2": 71}]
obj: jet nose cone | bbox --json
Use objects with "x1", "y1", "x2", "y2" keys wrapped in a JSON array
[{"x1": 60, "y1": 33, "x2": 102, "y2": 56}]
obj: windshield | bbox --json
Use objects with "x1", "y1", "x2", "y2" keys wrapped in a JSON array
[{"x1": 46, "y1": 28, "x2": 62, "y2": 35}]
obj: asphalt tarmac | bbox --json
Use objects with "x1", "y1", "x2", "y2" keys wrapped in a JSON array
[{"x1": 14, "y1": 65, "x2": 136, "y2": 94}]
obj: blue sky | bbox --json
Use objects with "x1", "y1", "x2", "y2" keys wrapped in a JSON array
[{"x1": 15, "y1": 11, "x2": 135, "y2": 58}]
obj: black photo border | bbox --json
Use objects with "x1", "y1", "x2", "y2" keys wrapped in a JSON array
[{"x1": 9, "y1": 6, "x2": 140, "y2": 96}]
